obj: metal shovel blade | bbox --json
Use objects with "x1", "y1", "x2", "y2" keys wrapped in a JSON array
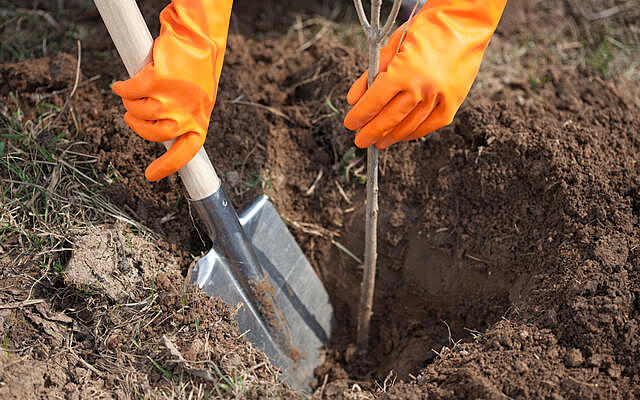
[{"x1": 190, "y1": 195, "x2": 333, "y2": 392}]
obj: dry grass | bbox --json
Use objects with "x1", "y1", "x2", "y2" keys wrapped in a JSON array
[
  {"x1": 0, "y1": 82, "x2": 149, "y2": 265},
  {"x1": 0, "y1": 250, "x2": 300, "y2": 399},
  {"x1": 80, "y1": 269, "x2": 298, "y2": 399},
  {"x1": 481, "y1": 0, "x2": 639, "y2": 86},
  {"x1": 0, "y1": 36, "x2": 149, "y2": 273}
]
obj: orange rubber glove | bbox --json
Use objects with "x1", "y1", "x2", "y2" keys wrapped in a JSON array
[
  {"x1": 113, "y1": 0, "x2": 232, "y2": 181},
  {"x1": 344, "y1": 0, "x2": 506, "y2": 149}
]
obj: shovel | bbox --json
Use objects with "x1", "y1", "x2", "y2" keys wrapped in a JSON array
[{"x1": 93, "y1": 0, "x2": 333, "y2": 392}]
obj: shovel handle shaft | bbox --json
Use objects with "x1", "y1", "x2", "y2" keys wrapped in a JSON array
[{"x1": 93, "y1": 0, "x2": 221, "y2": 200}]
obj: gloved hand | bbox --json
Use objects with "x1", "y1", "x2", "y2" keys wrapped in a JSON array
[
  {"x1": 344, "y1": 0, "x2": 507, "y2": 149},
  {"x1": 113, "y1": 0, "x2": 232, "y2": 181}
]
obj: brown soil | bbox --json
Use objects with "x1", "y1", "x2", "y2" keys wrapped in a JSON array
[
  {"x1": 0, "y1": 224, "x2": 296, "y2": 399},
  {"x1": 2, "y1": 0, "x2": 640, "y2": 399}
]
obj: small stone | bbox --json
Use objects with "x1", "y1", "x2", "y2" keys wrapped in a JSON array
[
  {"x1": 515, "y1": 360, "x2": 529, "y2": 374},
  {"x1": 607, "y1": 365, "x2": 622, "y2": 379},
  {"x1": 565, "y1": 348, "x2": 584, "y2": 367},
  {"x1": 226, "y1": 171, "x2": 241, "y2": 188},
  {"x1": 587, "y1": 353, "x2": 603, "y2": 367}
]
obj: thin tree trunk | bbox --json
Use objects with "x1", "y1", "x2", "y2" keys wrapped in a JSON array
[{"x1": 354, "y1": 0, "x2": 402, "y2": 352}]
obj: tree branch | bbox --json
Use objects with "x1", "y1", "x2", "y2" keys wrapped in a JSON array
[
  {"x1": 352, "y1": 0, "x2": 371, "y2": 31},
  {"x1": 380, "y1": 0, "x2": 403, "y2": 40},
  {"x1": 371, "y1": 0, "x2": 382, "y2": 35}
]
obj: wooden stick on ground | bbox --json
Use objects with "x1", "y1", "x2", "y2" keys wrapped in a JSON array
[{"x1": 353, "y1": 0, "x2": 402, "y2": 352}]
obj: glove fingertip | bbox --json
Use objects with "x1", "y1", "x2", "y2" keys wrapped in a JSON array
[
  {"x1": 145, "y1": 132, "x2": 203, "y2": 181},
  {"x1": 113, "y1": 63, "x2": 155, "y2": 99},
  {"x1": 346, "y1": 88, "x2": 363, "y2": 106},
  {"x1": 347, "y1": 72, "x2": 368, "y2": 105},
  {"x1": 122, "y1": 112, "x2": 136, "y2": 130},
  {"x1": 145, "y1": 155, "x2": 183, "y2": 181},
  {"x1": 145, "y1": 163, "x2": 169, "y2": 182},
  {"x1": 112, "y1": 80, "x2": 127, "y2": 96},
  {"x1": 343, "y1": 113, "x2": 362, "y2": 131},
  {"x1": 113, "y1": 79, "x2": 142, "y2": 99},
  {"x1": 354, "y1": 132, "x2": 374, "y2": 149}
]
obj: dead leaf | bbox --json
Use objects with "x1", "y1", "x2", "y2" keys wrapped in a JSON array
[
  {"x1": 161, "y1": 335, "x2": 216, "y2": 382},
  {"x1": 35, "y1": 302, "x2": 73, "y2": 324},
  {"x1": 26, "y1": 312, "x2": 65, "y2": 346}
]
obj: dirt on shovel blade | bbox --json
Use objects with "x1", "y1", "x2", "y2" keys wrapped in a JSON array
[{"x1": 1, "y1": 0, "x2": 639, "y2": 399}]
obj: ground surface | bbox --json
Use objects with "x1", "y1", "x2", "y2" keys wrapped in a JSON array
[{"x1": 1, "y1": 0, "x2": 639, "y2": 399}]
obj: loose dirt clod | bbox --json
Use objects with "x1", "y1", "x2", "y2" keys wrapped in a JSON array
[{"x1": 66, "y1": 224, "x2": 177, "y2": 301}]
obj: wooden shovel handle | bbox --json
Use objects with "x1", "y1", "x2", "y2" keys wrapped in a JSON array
[{"x1": 93, "y1": 0, "x2": 221, "y2": 200}]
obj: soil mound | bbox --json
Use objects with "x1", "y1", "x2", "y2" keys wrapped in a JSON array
[{"x1": 353, "y1": 71, "x2": 640, "y2": 398}]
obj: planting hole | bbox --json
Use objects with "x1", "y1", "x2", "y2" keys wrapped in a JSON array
[{"x1": 318, "y1": 204, "x2": 528, "y2": 379}]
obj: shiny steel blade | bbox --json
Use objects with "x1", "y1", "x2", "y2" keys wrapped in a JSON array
[{"x1": 191, "y1": 195, "x2": 333, "y2": 392}]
